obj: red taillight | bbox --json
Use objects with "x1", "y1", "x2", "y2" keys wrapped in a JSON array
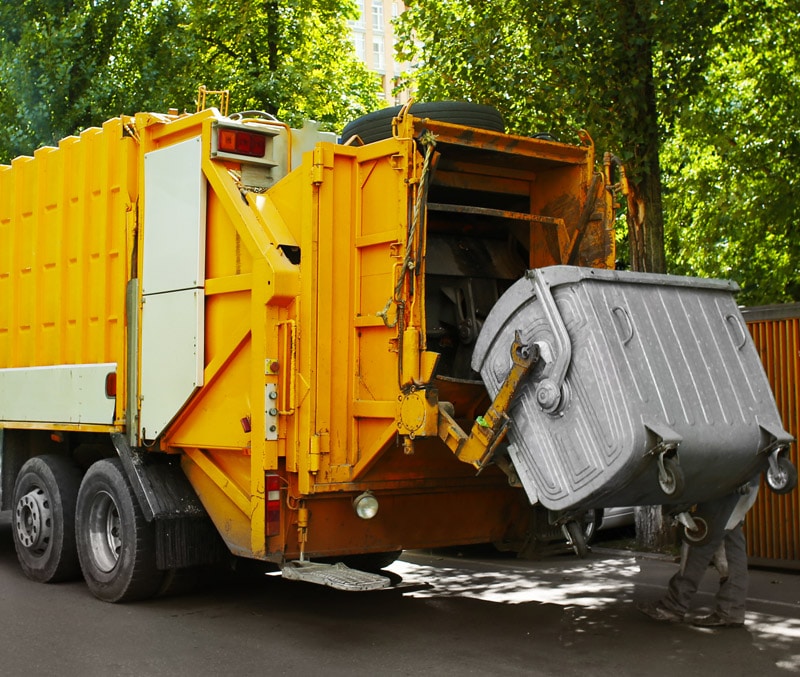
[
  {"x1": 266, "y1": 474, "x2": 281, "y2": 537},
  {"x1": 218, "y1": 128, "x2": 267, "y2": 158},
  {"x1": 105, "y1": 372, "x2": 117, "y2": 398}
]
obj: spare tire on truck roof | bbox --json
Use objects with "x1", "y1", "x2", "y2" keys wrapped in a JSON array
[{"x1": 341, "y1": 101, "x2": 505, "y2": 145}]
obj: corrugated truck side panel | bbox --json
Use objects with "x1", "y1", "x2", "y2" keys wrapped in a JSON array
[{"x1": 0, "y1": 119, "x2": 135, "y2": 429}]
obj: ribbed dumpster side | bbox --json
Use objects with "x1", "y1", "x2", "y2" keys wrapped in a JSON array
[
  {"x1": 744, "y1": 304, "x2": 800, "y2": 565},
  {"x1": 474, "y1": 267, "x2": 790, "y2": 513}
]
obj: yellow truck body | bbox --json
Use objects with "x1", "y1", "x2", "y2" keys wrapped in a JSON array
[{"x1": 0, "y1": 103, "x2": 621, "y2": 599}]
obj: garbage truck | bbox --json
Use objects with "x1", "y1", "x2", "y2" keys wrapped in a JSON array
[{"x1": 0, "y1": 98, "x2": 795, "y2": 602}]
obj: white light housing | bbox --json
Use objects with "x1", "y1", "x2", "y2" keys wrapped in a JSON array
[{"x1": 353, "y1": 492, "x2": 379, "y2": 520}]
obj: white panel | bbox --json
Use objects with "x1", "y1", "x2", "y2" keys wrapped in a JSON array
[
  {"x1": 140, "y1": 289, "x2": 204, "y2": 441},
  {"x1": 0, "y1": 364, "x2": 117, "y2": 424},
  {"x1": 142, "y1": 137, "x2": 206, "y2": 295}
]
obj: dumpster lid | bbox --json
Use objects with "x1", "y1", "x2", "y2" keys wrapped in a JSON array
[{"x1": 526, "y1": 266, "x2": 740, "y2": 293}]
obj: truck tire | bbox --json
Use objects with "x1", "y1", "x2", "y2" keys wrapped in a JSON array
[
  {"x1": 341, "y1": 101, "x2": 505, "y2": 145},
  {"x1": 12, "y1": 455, "x2": 83, "y2": 583},
  {"x1": 75, "y1": 458, "x2": 162, "y2": 603}
]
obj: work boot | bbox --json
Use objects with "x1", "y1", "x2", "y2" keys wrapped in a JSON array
[
  {"x1": 636, "y1": 601, "x2": 684, "y2": 623},
  {"x1": 691, "y1": 612, "x2": 744, "y2": 628}
]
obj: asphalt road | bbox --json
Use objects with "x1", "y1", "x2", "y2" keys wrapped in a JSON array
[{"x1": 1, "y1": 510, "x2": 798, "y2": 676}]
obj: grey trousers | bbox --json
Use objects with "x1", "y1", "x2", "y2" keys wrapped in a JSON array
[{"x1": 661, "y1": 491, "x2": 749, "y2": 623}]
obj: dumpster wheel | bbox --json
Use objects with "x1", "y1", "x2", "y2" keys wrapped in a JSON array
[
  {"x1": 680, "y1": 516, "x2": 711, "y2": 546},
  {"x1": 562, "y1": 520, "x2": 590, "y2": 558},
  {"x1": 657, "y1": 456, "x2": 685, "y2": 498},
  {"x1": 766, "y1": 455, "x2": 798, "y2": 495}
]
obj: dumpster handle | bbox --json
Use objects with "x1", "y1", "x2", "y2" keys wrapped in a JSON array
[
  {"x1": 724, "y1": 313, "x2": 747, "y2": 350},
  {"x1": 530, "y1": 269, "x2": 572, "y2": 413},
  {"x1": 612, "y1": 306, "x2": 634, "y2": 345}
]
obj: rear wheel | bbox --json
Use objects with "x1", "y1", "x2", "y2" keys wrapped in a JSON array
[
  {"x1": 338, "y1": 550, "x2": 403, "y2": 573},
  {"x1": 76, "y1": 458, "x2": 162, "y2": 602},
  {"x1": 12, "y1": 455, "x2": 83, "y2": 583}
]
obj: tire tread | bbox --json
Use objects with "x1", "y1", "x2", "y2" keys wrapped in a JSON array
[
  {"x1": 76, "y1": 458, "x2": 162, "y2": 603},
  {"x1": 12, "y1": 454, "x2": 83, "y2": 583}
]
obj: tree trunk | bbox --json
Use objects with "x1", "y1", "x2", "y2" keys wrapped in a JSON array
[
  {"x1": 624, "y1": 3, "x2": 672, "y2": 549},
  {"x1": 626, "y1": 156, "x2": 666, "y2": 275},
  {"x1": 624, "y1": 10, "x2": 666, "y2": 276},
  {"x1": 634, "y1": 506, "x2": 675, "y2": 552}
]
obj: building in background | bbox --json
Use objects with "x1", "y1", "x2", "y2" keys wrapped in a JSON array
[{"x1": 349, "y1": 1, "x2": 410, "y2": 104}]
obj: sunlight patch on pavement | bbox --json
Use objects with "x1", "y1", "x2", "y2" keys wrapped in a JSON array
[
  {"x1": 745, "y1": 614, "x2": 800, "y2": 672},
  {"x1": 387, "y1": 557, "x2": 637, "y2": 608}
]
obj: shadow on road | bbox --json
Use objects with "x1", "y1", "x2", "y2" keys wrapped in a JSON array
[{"x1": 1, "y1": 511, "x2": 798, "y2": 676}]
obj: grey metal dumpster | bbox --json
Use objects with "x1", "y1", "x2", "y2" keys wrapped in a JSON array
[{"x1": 472, "y1": 266, "x2": 792, "y2": 514}]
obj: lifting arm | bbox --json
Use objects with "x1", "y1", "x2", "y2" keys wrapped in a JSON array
[{"x1": 438, "y1": 332, "x2": 537, "y2": 470}]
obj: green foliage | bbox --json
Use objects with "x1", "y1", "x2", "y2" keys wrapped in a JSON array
[
  {"x1": 662, "y1": 0, "x2": 800, "y2": 305},
  {"x1": 396, "y1": 0, "x2": 729, "y2": 274},
  {"x1": 396, "y1": 0, "x2": 724, "y2": 177},
  {"x1": 0, "y1": 0, "x2": 381, "y2": 163},
  {"x1": 183, "y1": 0, "x2": 380, "y2": 129},
  {"x1": 398, "y1": 0, "x2": 799, "y2": 301}
]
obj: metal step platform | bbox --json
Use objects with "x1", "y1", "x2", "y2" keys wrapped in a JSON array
[{"x1": 281, "y1": 560, "x2": 391, "y2": 591}]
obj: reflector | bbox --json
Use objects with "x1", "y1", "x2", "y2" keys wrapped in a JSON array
[
  {"x1": 266, "y1": 474, "x2": 281, "y2": 536},
  {"x1": 105, "y1": 372, "x2": 117, "y2": 398}
]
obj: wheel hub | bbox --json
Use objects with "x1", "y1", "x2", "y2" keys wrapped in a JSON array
[
  {"x1": 87, "y1": 490, "x2": 122, "y2": 573},
  {"x1": 14, "y1": 488, "x2": 53, "y2": 552}
]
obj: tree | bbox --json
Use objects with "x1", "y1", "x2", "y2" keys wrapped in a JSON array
[
  {"x1": 662, "y1": 0, "x2": 800, "y2": 305},
  {"x1": 396, "y1": 0, "x2": 728, "y2": 273},
  {"x1": 0, "y1": 0, "x2": 381, "y2": 163},
  {"x1": 183, "y1": 0, "x2": 381, "y2": 129}
]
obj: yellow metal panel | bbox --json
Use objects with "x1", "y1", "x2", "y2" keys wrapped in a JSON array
[
  {"x1": 0, "y1": 119, "x2": 136, "y2": 426},
  {"x1": 180, "y1": 451, "x2": 257, "y2": 557},
  {"x1": 140, "y1": 108, "x2": 620, "y2": 563},
  {"x1": 0, "y1": 165, "x2": 13, "y2": 362}
]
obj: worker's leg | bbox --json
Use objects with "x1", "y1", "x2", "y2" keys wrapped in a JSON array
[
  {"x1": 661, "y1": 491, "x2": 742, "y2": 615},
  {"x1": 638, "y1": 492, "x2": 740, "y2": 623},
  {"x1": 660, "y1": 536, "x2": 721, "y2": 615},
  {"x1": 712, "y1": 525, "x2": 748, "y2": 623}
]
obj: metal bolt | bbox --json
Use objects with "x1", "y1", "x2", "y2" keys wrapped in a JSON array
[
  {"x1": 536, "y1": 380, "x2": 560, "y2": 411},
  {"x1": 269, "y1": 408, "x2": 278, "y2": 417}
]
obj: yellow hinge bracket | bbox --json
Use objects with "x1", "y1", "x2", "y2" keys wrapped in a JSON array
[
  {"x1": 311, "y1": 146, "x2": 326, "y2": 184},
  {"x1": 309, "y1": 432, "x2": 329, "y2": 474}
]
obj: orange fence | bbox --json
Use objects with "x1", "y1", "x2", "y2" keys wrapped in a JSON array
[{"x1": 743, "y1": 304, "x2": 800, "y2": 565}]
